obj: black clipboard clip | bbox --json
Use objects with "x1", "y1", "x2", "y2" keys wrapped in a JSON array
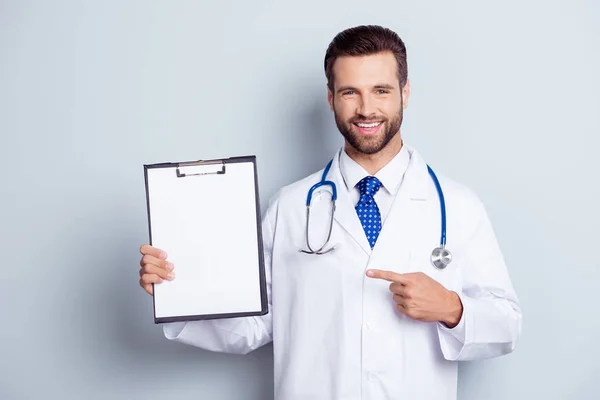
[{"x1": 176, "y1": 160, "x2": 226, "y2": 178}]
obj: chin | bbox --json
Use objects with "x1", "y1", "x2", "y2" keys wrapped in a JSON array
[
  {"x1": 349, "y1": 132, "x2": 400, "y2": 156},
  {"x1": 348, "y1": 133, "x2": 385, "y2": 153},
  {"x1": 349, "y1": 139, "x2": 386, "y2": 155}
]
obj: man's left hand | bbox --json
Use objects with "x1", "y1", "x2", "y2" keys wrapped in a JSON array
[{"x1": 366, "y1": 269, "x2": 463, "y2": 328}]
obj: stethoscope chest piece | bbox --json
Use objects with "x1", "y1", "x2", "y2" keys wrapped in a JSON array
[{"x1": 431, "y1": 246, "x2": 452, "y2": 270}]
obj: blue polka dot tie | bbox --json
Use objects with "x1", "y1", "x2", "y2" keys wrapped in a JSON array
[{"x1": 355, "y1": 176, "x2": 382, "y2": 249}]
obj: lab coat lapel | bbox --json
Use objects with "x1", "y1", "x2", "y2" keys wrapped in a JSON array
[
  {"x1": 372, "y1": 146, "x2": 431, "y2": 264},
  {"x1": 328, "y1": 152, "x2": 372, "y2": 255}
]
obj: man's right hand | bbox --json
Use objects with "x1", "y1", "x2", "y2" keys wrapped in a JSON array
[{"x1": 139, "y1": 244, "x2": 175, "y2": 295}]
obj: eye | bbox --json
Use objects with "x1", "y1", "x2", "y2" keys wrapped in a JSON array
[
  {"x1": 343, "y1": 90, "x2": 356, "y2": 96},
  {"x1": 376, "y1": 89, "x2": 389, "y2": 94}
]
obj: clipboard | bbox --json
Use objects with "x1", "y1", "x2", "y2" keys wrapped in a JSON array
[{"x1": 143, "y1": 155, "x2": 268, "y2": 324}]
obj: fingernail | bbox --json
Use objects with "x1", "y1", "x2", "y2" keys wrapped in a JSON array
[
  {"x1": 168, "y1": 272, "x2": 175, "y2": 280},
  {"x1": 366, "y1": 270, "x2": 374, "y2": 277},
  {"x1": 166, "y1": 262, "x2": 174, "y2": 270},
  {"x1": 160, "y1": 252, "x2": 167, "y2": 259}
]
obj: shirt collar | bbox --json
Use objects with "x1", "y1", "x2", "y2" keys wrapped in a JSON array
[{"x1": 339, "y1": 144, "x2": 410, "y2": 195}]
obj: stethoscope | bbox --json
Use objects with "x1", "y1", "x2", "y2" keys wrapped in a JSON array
[{"x1": 301, "y1": 157, "x2": 452, "y2": 270}]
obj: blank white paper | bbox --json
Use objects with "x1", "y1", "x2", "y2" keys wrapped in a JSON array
[{"x1": 145, "y1": 160, "x2": 264, "y2": 321}]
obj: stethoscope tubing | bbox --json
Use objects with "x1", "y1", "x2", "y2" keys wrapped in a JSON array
[{"x1": 303, "y1": 155, "x2": 449, "y2": 269}]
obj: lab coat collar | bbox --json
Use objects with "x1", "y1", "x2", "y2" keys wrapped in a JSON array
[
  {"x1": 400, "y1": 144, "x2": 431, "y2": 201},
  {"x1": 328, "y1": 143, "x2": 431, "y2": 255}
]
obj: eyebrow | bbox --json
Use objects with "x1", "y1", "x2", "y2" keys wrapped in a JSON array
[{"x1": 336, "y1": 84, "x2": 396, "y2": 94}]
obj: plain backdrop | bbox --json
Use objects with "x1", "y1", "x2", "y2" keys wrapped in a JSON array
[{"x1": 1, "y1": 0, "x2": 599, "y2": 399}]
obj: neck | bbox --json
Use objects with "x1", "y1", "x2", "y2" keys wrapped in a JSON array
[{"x1": 344, "y1": 133, "x2": 403, "y2": 175}]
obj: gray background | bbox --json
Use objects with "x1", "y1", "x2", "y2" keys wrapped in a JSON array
[{"x1": 1, "y1": 0, "x2": 599, "y2": 399}]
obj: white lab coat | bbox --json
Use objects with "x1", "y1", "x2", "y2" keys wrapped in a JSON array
[{"x1": 162, "y1": 144, "x2": 522, "y2": 400}]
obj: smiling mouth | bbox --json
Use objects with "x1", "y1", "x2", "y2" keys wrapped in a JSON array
[
  {"x1": 353, "y1": 121, "x2": 384, "y2": 135},
  {"x1": 354, "y1": 121, "x2": 383, "y2": 128}
]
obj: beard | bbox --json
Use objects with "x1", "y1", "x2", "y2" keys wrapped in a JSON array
[{"x1": 334, "y1": 106, "x2": 402, "y2": 155}]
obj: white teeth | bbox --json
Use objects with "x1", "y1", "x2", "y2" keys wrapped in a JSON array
[{"x1": 356, "y1": 122, "x2": 382, "y2": 128}]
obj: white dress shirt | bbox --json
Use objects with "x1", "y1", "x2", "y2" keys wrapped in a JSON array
[{"x1": 339, "y1": 144, "x2": 410, "y2": 224}]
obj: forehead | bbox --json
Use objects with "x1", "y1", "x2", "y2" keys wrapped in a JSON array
[{"x1": 332, "y1": 51, "x2": 398, "y2": 88}]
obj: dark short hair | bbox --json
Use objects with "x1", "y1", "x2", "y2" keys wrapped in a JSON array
[{"x1": 324, "y1": 25, "x2": 408, "y2": 92}]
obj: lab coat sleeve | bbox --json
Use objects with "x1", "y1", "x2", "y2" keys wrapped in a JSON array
[
  {"x1": 437, "y1": 195, "x2": 522, "y2": 361},
  {"x1": 160, "y1": 197, "x2": 278, "y2": 355}
]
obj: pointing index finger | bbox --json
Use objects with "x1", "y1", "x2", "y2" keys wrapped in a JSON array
[{"x1": 366, "y1": 269, "x2": 406, "y2": 283}]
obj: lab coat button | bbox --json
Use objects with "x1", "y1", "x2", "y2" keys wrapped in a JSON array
[
  {"x1": 364, "y1": 322, "x2": 372, "y2": 330},
  {"x1": 368, "y1": 373, "x2": 377, "y2": 381}
]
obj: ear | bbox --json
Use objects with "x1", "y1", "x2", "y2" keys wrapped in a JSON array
[
  {"x1": 401, "y1": 79, "x2": 411, "y2": 109},
  {"x1": 327, "y1": 84, "x2": 334, "y2": 112}
]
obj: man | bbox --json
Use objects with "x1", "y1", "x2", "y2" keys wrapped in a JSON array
[{"x1": 138, "y1": 25, "x2": 522, "y2": 400}]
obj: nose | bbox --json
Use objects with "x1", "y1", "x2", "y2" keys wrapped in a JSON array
[{"x1": 357, "y1": 96, "x2": 376, "y2": 118}]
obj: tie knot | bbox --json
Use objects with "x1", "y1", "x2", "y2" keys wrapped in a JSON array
[{"x1": 357, "y1": 176, "x2": 382, "y2": 197}]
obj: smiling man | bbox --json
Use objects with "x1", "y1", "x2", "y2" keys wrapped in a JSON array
[
  {"x1": 329, "y1": 50, "x2": 405, "y2": 161},
  {"x1": 138, "y1": 25, "x2": 522, "y2": 400}
]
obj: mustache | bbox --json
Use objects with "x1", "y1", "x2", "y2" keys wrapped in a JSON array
[{"x1": 350, "y1": 116, "x2": 387, "y2": 123}]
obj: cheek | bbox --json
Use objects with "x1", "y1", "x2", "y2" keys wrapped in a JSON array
[
  {"x1": 377, "y1": 109, "x2": 396, "y2": 123},
  {"x1": 334, "y1": 100, "x2": 356, "y2": 119},
  {"x1": 376, "y1": 92, "x2": 401, "y2": 110},
  {"x1": 382, "y1": 98, "x2": 402, "y2": 115}
]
